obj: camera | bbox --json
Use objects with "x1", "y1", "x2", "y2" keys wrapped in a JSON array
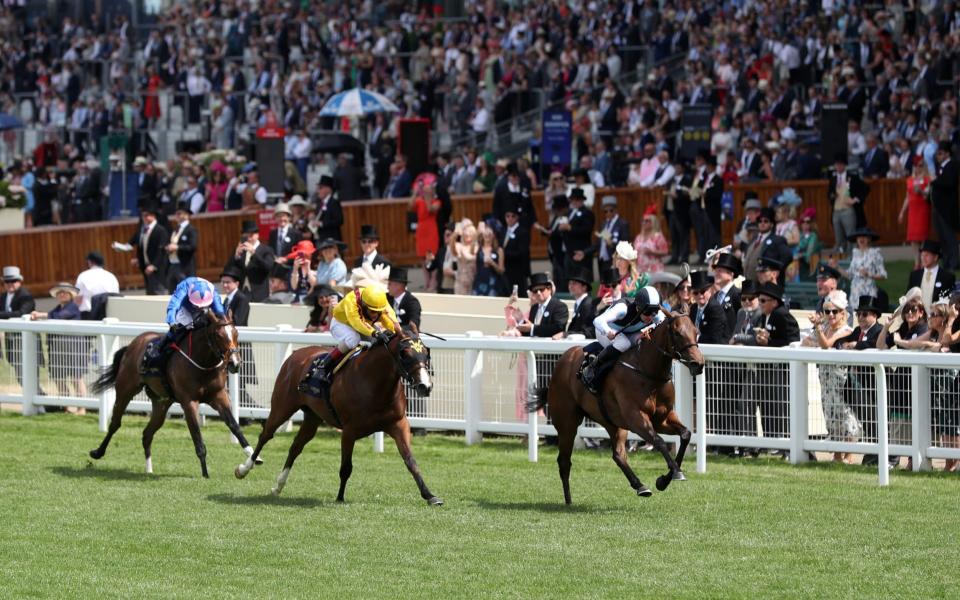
[{"x1": 240, "y1": 234, "x2": 250, "y2": 243}]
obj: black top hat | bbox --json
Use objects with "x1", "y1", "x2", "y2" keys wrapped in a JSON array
[
  {"x1": 528, "y1": 272, "x2": 553, "y2": 290},
  {"x1": 833, "y1": 152, "x2": 848, "y2": 164},
  {"x1": 855, "y1": 295, "x2": 884, "y2": 315},
  {"x1": 757, "y1": 281, "x2": 784, "y2": 303},
  {"x1": 568, "y1": 187, "x2": 586, "y2": 201},
  {"x1": 241, "y1": 220, "x2": 259, "y2": 234},
  {"x1": 85, "y1": 251, "x2": 105, "y2": 266},
  {"x1": 175, "y1": 201, "x2": 192, "y2": 215},
  {"x1": 743, "y1": 190, "x2": 760, "y2": 201},
  {"x1": 317, "y1": 237, "x2": 347, "y2": 251},
  {"x1": 600, "y1": 267, "x2": 620, "y2": 286},
  {"x1": 551, "y1": 194, "x2": 569, "y2": 209},
  {"x1": 740, "y1": 279, "x2": 759, "y2": 297},
  {"x1": 689, "y1": 270, "x2": 714, "y2": 292},
  {"x1": 920, "y1": 239, "x2": 942, "y2": 255},
  {"x1": 696, "y1": 148, "x2": 710, "y2": 161},
  {"x1": 846, "y1": 227, "x2": 879, "y2": 242},
  {"x1": 318, "y1": 174, "x2": 335, "y2": 189},
  {"x1": 359, "y1": 224, "x2": 380, "y2": 240},
  {"x1": 566, "y1": 266, "x2": 592, "y2": 289},
  {"x1": 388, "y1": 267, "x2": 409, "y2": 283},
  {"x1": 758, "y1": 206, "x2": 776, "y2": 222},
  {"x1": 816, "y1": 263, "x2": 842, "y2": 280},
  {"x1": 756, "y1": 256, "x2": 784, "y2": 272},
  {"x1": 572, "y1": 168, "x2": 589, "y2": 179},
  {"x1": 713, "y1": 253, "x2": 743, "y2": 276},
  {"x1": 140, "y1": 204, "x2": 160, "y2": 217},
  {"x1": 269, "y1": 263, "x2": 292, "y2": 280},
  {"x1": 220, "y1": 266, "x2": 244, "y2": 281},
  {"x1": 938, "y1": 141, "x2": 953, "y2": 154}
]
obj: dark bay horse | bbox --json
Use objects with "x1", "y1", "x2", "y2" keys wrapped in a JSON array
[
  {"x1": 234, "y1": 327, "x2": 442, "y2": 505},
  {"x1": 528, "y1": 310, "x2": 704, "y2": 504},
  {"x1": 89, "y1": 310, "x2": 252, "y2": 478}
]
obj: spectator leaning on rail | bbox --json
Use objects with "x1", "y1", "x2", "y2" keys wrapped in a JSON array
[
  {"x1": 143, "y1": 277, "x2": 226, "y2": 378},
  {"x1": 754, "y1": 282, "x2": 800, "y2": 449},
  {"x1": 907, "y1": 240, "x2": 956, "y2": 314}
]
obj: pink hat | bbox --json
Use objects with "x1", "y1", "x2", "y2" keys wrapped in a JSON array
[{"x1": 800, "y1": 207, "x2": 816, "y2": 221}]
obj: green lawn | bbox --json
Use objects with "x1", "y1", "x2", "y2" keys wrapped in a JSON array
[{"x1": 1, "y1": 412, "x2": 958, "y2": 599}]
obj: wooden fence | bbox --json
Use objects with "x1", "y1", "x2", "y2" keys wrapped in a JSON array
[{"x1": 1, "y1": 178, "x2": 908, "y2": 296}]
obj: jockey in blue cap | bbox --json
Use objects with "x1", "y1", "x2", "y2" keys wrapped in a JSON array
[
  {"x1": 580, "y1": 285, "x2": 664, "y2": 394},
  {"x1": 143, "y1": 277, "x2": 226, "y2": 374}
]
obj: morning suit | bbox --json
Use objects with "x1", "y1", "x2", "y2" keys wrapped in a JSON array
[{"x1": 129, "y1": 221, "x2": 169, "y2": 295}]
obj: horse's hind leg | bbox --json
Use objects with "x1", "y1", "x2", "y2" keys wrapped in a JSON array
[
  {"x1": 235, "y1": 396, "x2": 302, "y2": 479},
  {"x1": 607, "y1": 427, "x2": 652, "y2": 498},
  {"x1": 336, "y1": 432, "x2": 356, "y2": 503},
  {"x1": 656, "y1": 410, "x2": 691, "y2": 481},
  {"x1": 387, "y1": 418, "x2": 442, "y2": 506},
  {"x1": 142, "y1": 399, "x2": 172, "y2": 474},
  {"x1": 182, "y1": 400, "x2": 209, "y2": 478},
  {"x1": 89, "y1": 382, "x2": 139, "y2": 460},
  {"x1": 548, "y1": 386, "x2": 583, "y2": 505},
  {"x1": 272, "y1": 409, "x2": 321, "y2": 496}
]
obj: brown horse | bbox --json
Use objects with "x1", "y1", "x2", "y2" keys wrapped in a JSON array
[
  {"x1": 89, "y1": 310, "x2": 251, "y2": 478},
  {"x1": 234, "y1": 327, "x2": 442, "y2": 505},
  {"x1": 528, "y1": 310, "x2": 704, "y2": 504}
]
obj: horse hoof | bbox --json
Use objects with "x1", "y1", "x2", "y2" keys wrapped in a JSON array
[
  {"x1": 673, "y1": 470, "x2": 687, "y2": 481},
  {"x1": 89, "y1": 449, "x2": 104, "y2": 460},
  {"x1": 254, "y1": 456, "x2": 264, "y2": 465},
  {"x1": 427, "y1": 496, "x2": 444, "y2": 506},
  {"x1": 655, "y1": 475, "x2": 670, "y2": 492},
  {"x1": 234, "y1": 466, "x2": 247, "y2": 480},
  {"x1": 271, "y1": 487, "x2": 282, "y2": 496},
  {"x1": 636, "y1": 485, "x2": 653, "y2": 497}
]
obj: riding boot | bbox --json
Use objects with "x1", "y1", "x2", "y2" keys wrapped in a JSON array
[
  {"x1": 583, "y1": 345, "x2": 622, "y2": 395},
  {"x1": 143, "y1": 325, "x2": 182, "y2": 376},
  {"x1": 298, "y1": 347, "x2": 345, "y2": 396}
]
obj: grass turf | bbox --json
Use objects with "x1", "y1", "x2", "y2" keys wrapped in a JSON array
[{"x1": 1, "y1": 412, "x2": 958, "y2": 599}]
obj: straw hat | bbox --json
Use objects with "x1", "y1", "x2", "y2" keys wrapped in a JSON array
[{"x1": 50, "y1": 282, "x2": 80, "y2": 298}]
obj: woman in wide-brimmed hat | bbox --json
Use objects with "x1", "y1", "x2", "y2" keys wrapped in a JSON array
[
  {"x1": 31, "y1": 283, "x2": 88, "y2": 407},
  {"x1": 311, "y1": 238, "x2": 348, "y2": 289},
  {"x1": 838, "y1": 227, "x2": 886, "y2": 309}
]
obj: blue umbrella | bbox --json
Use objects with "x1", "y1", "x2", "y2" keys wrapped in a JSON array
[
  {"x1": 0, "y1": 113, "x2": 24, "y2": 131},
  {"x1": 319, "y1": 88, "x2": 400, "y2": 117}
]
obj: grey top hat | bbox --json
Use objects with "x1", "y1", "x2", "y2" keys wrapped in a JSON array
[{"x1": 2, "y1": 266, "x2": 23, "y2": 282}]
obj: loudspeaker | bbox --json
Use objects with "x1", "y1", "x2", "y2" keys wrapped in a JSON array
[
  {"x1": 398, "y1": 118, "x2": 430, "y2": 179},
  {"x1": 821, "y1": 104, "x2": 848, "y2": 162}
]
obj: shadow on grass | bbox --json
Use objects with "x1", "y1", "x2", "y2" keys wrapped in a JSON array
[
  {"x1": 206, "y1": 492, "x2": 327, "y2": 508},
  {"x1": 472, "y1": 499, "x2": 611, "y2": 514},
  {"x1": 797, "y1": 459, "x2": 956, "y2": 479},
  {"x1": 51, "y1": 464, "x2": 186, "y2": 481}
]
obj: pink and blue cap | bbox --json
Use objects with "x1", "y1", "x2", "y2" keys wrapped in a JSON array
[{"x1": 187, "y1": 281, "x2": 214, "y2": 308}]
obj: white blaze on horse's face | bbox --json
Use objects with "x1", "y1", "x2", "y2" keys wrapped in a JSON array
[{"x1": 227, "y1": 325, "x2": 241, "y2": 370}]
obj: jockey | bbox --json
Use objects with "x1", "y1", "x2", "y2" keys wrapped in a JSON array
[
  {"x1": 580, "y1": 285, "x2": 664, "y2": 394},
  {"x1": 144, "y1": 277, "x2": 226, "y2": 371},
  {"x1": 303, "y1": 283, "x2": 400, "y2": 388}
]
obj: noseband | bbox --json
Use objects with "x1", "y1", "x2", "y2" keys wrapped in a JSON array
[
  {"x1": 382, "y1": 333, "x2": 429, "y2": 385},
  {"x1": 649, "y1": 316, "x2": 698, "y2": 364},
  {"x1": 174, "y1": 322, "x2": 236, "y2": 371}
]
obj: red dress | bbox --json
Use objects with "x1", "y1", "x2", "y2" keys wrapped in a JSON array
[
  {"x1": 905, "y1": 175, "x2": 931, "y2": 242},
  {"x1": 414, "y1": 196, "x2": 441, "y2": 258},
  {"x1": 144, "y1": 75, "x2": 162, "y2": 120}
]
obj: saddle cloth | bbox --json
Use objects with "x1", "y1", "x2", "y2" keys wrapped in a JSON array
[{"x1": 332, "y1": 345, "x2": 363, "y2": 375}]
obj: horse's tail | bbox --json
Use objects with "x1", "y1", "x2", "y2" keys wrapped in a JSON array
[
  {"x1": 89, "y1": 346, "x2": 128, "y2": 395},
  {"x1": 526, "y1": 382, "x2": 549, "y2": 413}
]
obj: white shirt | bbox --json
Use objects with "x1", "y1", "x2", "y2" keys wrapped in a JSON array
[
  {"x1": 75, "y1": 266, "x2": 120, "y2": 312},
  {"x1": 641, "y1": 162, "x2": 675, "y2": 188},
  {"x1": 293, "y1": 136, "x2": 312, "y2": 159},
  {"x1": 363, "y1": 250, "x2": 378, "y2": 265}
]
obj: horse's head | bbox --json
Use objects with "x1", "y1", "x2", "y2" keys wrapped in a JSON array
[
  {"x1": 200, "y1": 309, "x2": 240, "y2": 373},
  {"x1": 387, "y1": 324, "x2": 433, "y2": 396},
  {"x1": 657, "y1": 308, "x2": 705, "y2": 376}
]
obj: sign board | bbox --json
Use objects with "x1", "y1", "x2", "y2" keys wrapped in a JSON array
[
  {"x1": 256, "y1": 209, "x2": 276, "y2": 241},
  {"x1": 680, "y1": 104, "x2": 713, "y2": 160},
  {"x1": 541, "y1": 109, "x2": 572, "y2": 177}
]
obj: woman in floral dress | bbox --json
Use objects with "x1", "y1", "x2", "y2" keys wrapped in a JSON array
[
  {"x1": 633, "y1": 206, "x2": 668, "y2": 275},
  {"x1": 839, "y1": 227, "x2": 887, "y2": 310}
]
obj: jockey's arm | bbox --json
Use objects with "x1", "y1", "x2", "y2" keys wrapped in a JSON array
[
  {"x1": 593, "y1": 302, "x2": 628, "y2": 338},
  {"x1": 341, "y1": 295, "x2": 377, "y2": 337},
  {"x1": 210, "y1": 292, "x2": 227, "y2": 320},
  {"x1": 377, "y1": 305, "x2": 400, "y2": 334},
  {"x1": 165, "y1": 281, "x2": 190, "y2": 325}
]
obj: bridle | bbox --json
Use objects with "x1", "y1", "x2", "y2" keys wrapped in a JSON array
[
  {"x1": 647, "y1": 315, "x2": 699, "y2": 368},
  {"x1": 172, "y1": 319, "x2": 238, "y2": 372},
  {"x1": 381, "y1": 331, "x2": 430, "y2": 385}
]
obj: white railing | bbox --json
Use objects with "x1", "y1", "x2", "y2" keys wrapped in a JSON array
[{"x1": 1, "y1": 317, "x2": 958, "y2": 486}]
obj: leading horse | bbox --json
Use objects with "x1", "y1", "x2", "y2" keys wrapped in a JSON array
[
  {"x1": 234, "y1": 326, "x2": 442, "y2": 505},
  {"x1": 528, "y1": 310, "x2": 704, "y2": 504},
  {"x1": 89, "y1": 310, "x2": 253, "y2": 477}
]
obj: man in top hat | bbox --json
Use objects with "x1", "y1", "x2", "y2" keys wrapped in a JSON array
[
  {"x1": 312, "y1": 175, "x2": 343, "y2": 241},
  {"x1": 226, "y1": 220, "x2": 276, "y2": 302},
  {"x1": 263, "y1": 263, "x2": 295, "y2": 304},
  {"x1": 838, "y1": 295, "x2": 885, "y2": 350},
  {"x1": 387, "y1": 267, "x2": 422, "y2": 330},
  {"x1": 502, "y1": 202, "x2": 532, "y2": 295},
  {"x1": 734, "y1": 191, "x2": 762, "y2": 250},
  {"x1": 516, "y1": 273, "x2": 569, "y2": 339},
  {"x1": 333, "y1": 152, "x2": 362, "y2": 202},
  {"x1": 353, "y1": 224, "x2": 391, "y2": 269},
  {"x1": 595, "y1": 195, "x2": 631, "y2": 277},
  {"x1": 75, "y1": 251, "x2": 120, "y2": 319},
  {"x1": 754, "y1": 281, "x2": 800, "y2": 444},
  {"x1": 134, "y1": 155, "x2": 159, "y2": 209},
  {"x1": 907, "y1": 239, "x2": 956, "y2": 312},
  {"x1": 931, "y1": 142, "x2": 959, "y2": 270},
  {"x1": 730, "y1": 280, "x2": 763, "y2": 345},
  {"x1": 743, "y1": 206, "x2": 791, "y2": 281},
  {"x1": 220, "y1": 265, "x2": 256, "y2": 402},
  {"x1": 814, "y1": 263, "x2": 843, "y2": 313},
  {"x1": 665, "y1": 159, "x2": 693, "y2": 265},
  {"x1": 164, "y1": 202, "x2": 199, "y2": 291},
  {"x1": 559, "y1": 187, "x2": 595, "y2": 282},
  {"x1": 755, "y1": 282, "x2": 800, "y2": 347},
  {"x1": 565, "y1": 267, "x2": 596, "y2": 338},
  {"x1": 697, "y1": 151, "x2": 724, "y2": 256},
  {"x1": 827, "y1": 152, "x2": 870, "y2": 253},
  {"x1": 1, "y1": 266, "x2": 37, "y2": 387},
  {"x1": 493, "y1": 164, "x2": 535, "y2": 228},
  {"x1": 538, "y1": 193, "x2": 569, "y2": 291},
  {"x1": 270, "y1": 202, "x2": 303, "y2": 263},
  {"x1": 711, "y1": 253, "x2": 742, "y2": 334},
  {"x1": 689, "y1": 270, "x2": 728, "y2": 344},
  {"x1": 128, "y1": 205, "x2": 169, "y2": 295}
]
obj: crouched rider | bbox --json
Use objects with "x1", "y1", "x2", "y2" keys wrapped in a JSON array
[
  {"x1": 579, "y1": 285, "x2": 664, "y2": 394},
  {"x1": 143, "y1": 277, "x2": 226, "y2": 375},
  {"x1": 299, "y1": 285, "x2": 399, "y2": 394}
]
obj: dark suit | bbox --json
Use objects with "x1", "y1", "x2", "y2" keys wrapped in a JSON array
[
  {"x1": 352, "y1": 252, "x2": 391, "y2": 270},
  {"x1": 137, "y1": 172, "x2": 159, "y2": 209},
  {"x1": 492, "y1": 184, "x2": 534, "y2": 227},
  {"x1": 0, "y1": 288, "x2": 37, "y2": 386},
  {"x1": 390, "y1": 292, "x2": 422, "y2": 329},
  {"x1": 314, "y1": 194, "x2": 343, "y2": 240},
  {"x1": 165, "y1": 221, "x2": 198, "y2": 290},
  {"x1": 227, "y1": 243, "x2": 276, "y2": 302},
  {"x1": 828, "y1": 170, "x2": 871, "y2": 230},
  {"x1": 716, "y1": 284, "x2": 741, "y2": 335},
  {"x1": 691, "y1": 298, "x2": 729, "y2": 344},
  {"x1": 908, "y1": 267, "x2": 956, "y2": 304},
  {"x1": 224, "y1": 290, "x2": 256, "y2": 392},
  {"x1": 931, "y1": 158, "x2": 959, "y2": 269},
  {"x1": 502, "y1": 223, "x2": 532, "y2": 294},
  {"x1": 562, "y1": 206, "x2": 595, "y2": 281},
  {"x1": 757, "y1": 305, "x2": 800, "y2": 438},
  {"x1": 566, "y1": 294, "x2": 596, "y2": 338},
  {"x1": 838, "y1": 321, "x2": 884, "y2": 462},
  {"x1": 595, "y1": 215, "x2": 630, "y2": 276},
  {"x1": 268, "y1": 226, "x2": 303, "y2": 259},
  {"x1": 861, "y1": 146, "x2": 889, "y2": 178},
  {"x1": 129, "y1": 222, "x2": 169, "y2": 294},
  {"x1": 528, "y1": 295, "x2": 570, "y2": 394},
  {"x1": 837, "y1": 322, "x2": 883, "y2": 350}
]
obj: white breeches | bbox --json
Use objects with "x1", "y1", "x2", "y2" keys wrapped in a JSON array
[
  {"x1": 330, "y1": 318, "x2": 361, "y2": 352},
  {"x1": 597, "y1": 330, "x2": 636, "y2": 352}
]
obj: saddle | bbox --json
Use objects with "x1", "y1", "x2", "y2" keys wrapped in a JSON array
[
  {"x1": 299, "y1": 345, "x2": 363, "y2": 398},
  {"x1": 139, "y1": 338, "x2": 176, "y2": 399}
]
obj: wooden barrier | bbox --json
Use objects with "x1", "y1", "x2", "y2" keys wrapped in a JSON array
[{"x1": 0, "y1": 178, "x2": 909, "y2": 296}]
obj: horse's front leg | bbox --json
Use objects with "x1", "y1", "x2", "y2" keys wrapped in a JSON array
[
  {"x1": 210, "y1": 393, "x2": 262, "y2": 465},
  {"x1": 619, "y1": 405, "x2": 681, "y2": 492},
  {"x1": 656, "y1": 409, "x2": 691, "y2": 481},
  {"x1": 606, "y1": 426, "x2": 652, "y2": 497},
  {"x1": 386, "y1": 418, "x2": 443, "y2": 506},
  {"x1": 182, "y1": 400, "x2": 209, "y2": 478}
]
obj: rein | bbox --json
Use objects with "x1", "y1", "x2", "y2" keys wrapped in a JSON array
[{"x1": 171, "y1": 326, "x2": 232, "y2": 372}]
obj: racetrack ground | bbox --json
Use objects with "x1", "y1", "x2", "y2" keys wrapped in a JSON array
[{"x1": 1, "y1": 412, "x2": 957, "y2": 599}]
